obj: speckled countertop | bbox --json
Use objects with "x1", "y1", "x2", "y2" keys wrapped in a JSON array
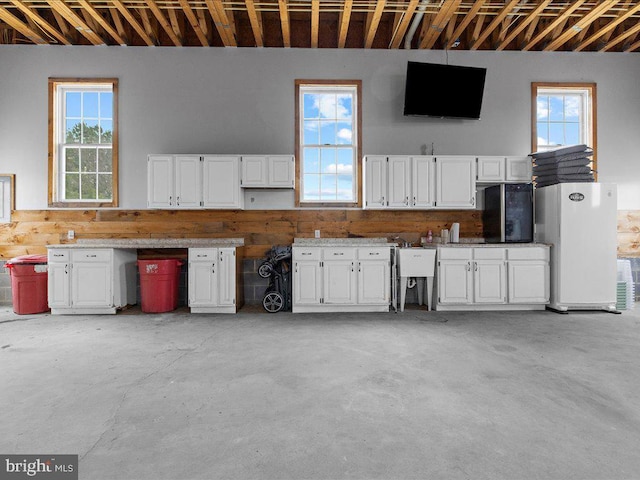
[
  {"x1": 293, "y1": 238, "x2": 396, "y2": 247},
  {"x1": 47, "y1": 238, "x2": 244, "y2": 249},
  {"x1": 434, "y1": 242, "x2": 550, "y2": 248}
]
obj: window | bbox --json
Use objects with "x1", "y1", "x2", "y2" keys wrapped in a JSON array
[
  {"x1": 295, "y1": 80, "x2": 362, "y2": 206},
  {"x1": 532, "y1": 82, "x2": 597, "y2": 175},
  {"x1": 48, "y1": 78, "x2": 118, "y2": 207}
]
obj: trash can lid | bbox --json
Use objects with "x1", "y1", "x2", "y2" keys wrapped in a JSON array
[{"x1": 6, "y1": 254, "x2": 48, "y2": 265}]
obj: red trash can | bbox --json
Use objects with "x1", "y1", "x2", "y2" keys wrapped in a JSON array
[
  {"x1": 137, "y1": 259, "x2": 183, "y2": 313},
  {"x1": 4, "y1": 254, "x2": 49, "y2": 315}
]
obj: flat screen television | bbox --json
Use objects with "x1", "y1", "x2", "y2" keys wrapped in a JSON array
[{"x1": 403, "y1": 61, "x2": 487, "y2": 119}]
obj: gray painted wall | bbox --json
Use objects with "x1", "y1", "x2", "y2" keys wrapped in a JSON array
[{"x1": 1, "y1": 46, "x2": 639, "y2": 210}]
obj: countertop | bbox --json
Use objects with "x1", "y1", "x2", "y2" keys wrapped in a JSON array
[
  {"x1": 417, "y1": 242, "x2": 550, "y2": 249},
  {"x1": 293, "y1": 238, "x2": 396, "y2": 247},
  {"x1": 47, "y1": 238, "x2": 245, "y2": 249}
]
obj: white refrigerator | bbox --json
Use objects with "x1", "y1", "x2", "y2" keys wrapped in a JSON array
[{"x1": 535, "y1": 183, "x2": 618, "y2": 312}]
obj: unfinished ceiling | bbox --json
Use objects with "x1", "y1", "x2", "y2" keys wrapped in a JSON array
[{"x1": 0, "y1": 1, "x2": 639, "y2": 52}]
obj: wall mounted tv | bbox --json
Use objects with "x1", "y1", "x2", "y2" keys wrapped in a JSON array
[{"x1": 403, "y1": 61, "x2": 487, "y2": 120}]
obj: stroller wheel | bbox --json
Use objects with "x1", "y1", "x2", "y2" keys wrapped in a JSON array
[
  {"x1": 258, "y1": 262, "x2": 273, "y2": 278},
  {"x1": 263, "y1": 291, "x2": 284, "y2": 313}
]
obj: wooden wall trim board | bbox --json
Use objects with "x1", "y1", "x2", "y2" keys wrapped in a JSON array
[{"x1": 1, "y1": 209, "x2": 637, "y2": 260}]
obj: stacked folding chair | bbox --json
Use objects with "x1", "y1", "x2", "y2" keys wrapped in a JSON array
[{"x1": 530, "y1": 144, "x2": 595, "y2": 188}]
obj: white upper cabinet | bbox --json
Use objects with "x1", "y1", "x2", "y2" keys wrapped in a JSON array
[
  {"x1": 174, "y1": 155, "x2": 202, "y2": 208},
  {"x1": 476, "y1": 156, "x2": 505, "y2": 182},
  {"x1": 387, "y1": 156, "x2": 411, "y2": 208},
  {"x1": 241, "y1": 155, "x2": 295, "y2": 188},
  {"x1": 147, "y1": 155, "x2": 174, "y2": 208},
  {"x1": 505, "y1": 156, "x2": 532, "y2": 182},
  {"x1": 435, "y1": 156, "x2": 476, "y2": 208},
  {"x1": 412, "y1": 156, "x2": 436, "y2": 208},
  {"x1": 364, "y1": 155, "x2": 387, "y2": 208},
  {"x1": 202, "y1": 155, "x2": 243, "y2": 209},
  {"x1": 477, "y1": 156, "x2": 532, "y2": 183}
]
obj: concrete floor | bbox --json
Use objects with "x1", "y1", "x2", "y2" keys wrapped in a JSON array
[{"x1": 1, "y1": 305, "x2": 640, "y2": 480}]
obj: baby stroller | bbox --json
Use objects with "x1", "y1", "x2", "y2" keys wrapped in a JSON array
[{"x1": 260, "y1": 246, "x2": 292, "y2": 313}]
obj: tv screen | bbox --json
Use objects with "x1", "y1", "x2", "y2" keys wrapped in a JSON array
[{"x1": 403, "y1": 61, "x2": 487, "y2": 119}]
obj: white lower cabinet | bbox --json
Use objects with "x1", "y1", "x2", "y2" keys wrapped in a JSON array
[
  {"x1": 47, "y1": 248, "x2": 137, "y2": 314},
  {"x1": 292, "y1": 245, "x2": 390, "y2": 313},
  {"x1": 436, "y1": 245, "x2": 549, "y2": 311},
  {"x1": 188, "y1": 247, "x2": 241, "y2": 313}
]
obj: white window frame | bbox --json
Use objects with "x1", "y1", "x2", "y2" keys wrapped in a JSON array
[
  {"x1": 532, "y1": 82, "x2": 597, "y2": 175},
  {"x1": 295, "y1": 80, "x2": 362, "y2": 207},
  {"x1": 48, "y1": 78, "x2": 118, "y2": 207}
]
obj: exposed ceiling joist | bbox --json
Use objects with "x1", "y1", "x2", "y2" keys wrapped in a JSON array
[
  {"x1": 419, "y1": 0, "x2": 461, "y2": 50},
  {"x1": 575, "y1": 2, "x2": 640, "y2": 51},
  {"x1": 338, "y1": 0, "x2": 353, "y2": 48},
  {"x1": 145, "y1": 0, "x2": 182, "y2": 46},
  {"x1": 0, "y1": 5, "x2": 47, "y2": 43},
  {"x1": 446, "y1": 0, "x2": 486, "y2": 49},
  {"x1": 389, "y1": 0, "x2": 418, "y2": 49},
  {"x1": 244, "y1": 0, "x2": 263, "y2": 47},
  {"x1": 9, "y1": 0, "x2": 70, "y2": 45},
  {"x1": 179, "y1": 0, "x2": 208, "y2": 46},
  {"x1": 470, "y1": 0, "x2": 520, "y2": 50},
  {"x1": 497, "y1": 0, "x2": 551, "y2": 51},
  {"x1": 205, "y1": 0, "x2": 235, "y2": 47},
  {"x1": 77, "y1": 0, "x2": 126, "y2": 45},
  {"x1": 110, "y1": 0, "x2": 155, "y2": 46},
  {"x1": 364, "y1": 0, "x2": 385, "y2": 48},
  {"x1": 278, "y1": 0, "x2": 289, "y2": 47},
  {"x1": 45, "y1": 0, "x2": 105, "y2": 45},
  {"x1": 311, "y1": 0, "x2": 318, "y2": 47},
  {"x1": 523, "y1": 0, "x2": 587, "y2": 51}
]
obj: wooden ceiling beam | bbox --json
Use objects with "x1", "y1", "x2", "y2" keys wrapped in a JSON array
[
  {"x1": 46, "y1": 0, "x2": 105, "y2": 45},
  {"x1": 311, "y1": 0, "x2": 319, "y2": 47},
  {"x1": 544, "y1": 0, "x2": 619, "y2": 51},
  {"x1": 389, "y1": 0, "x2": 417, "y2": 49},
  {"x1": 446, "y1": 0, "x2": 486, "y2": 49},
  {"x1": 244, "y1": 0, "x2": 263, "y2": 47},
  {"x1": 470, "y1": 0, "x2": 520, "y2": 50},
  {"x1": 338, "y1": 0, "x2": 353, "y2": 48},
  {"x1": 0, "y1": 5, "x2": 48, "y2": 44},
  {"x1": 364, "y1": 0, "x2": 386, "y2": 48},
  {"x1": 137, "y1": 7, "x2": 158, "y2": 45},
  {"x1": 145, "y1": 0, "x2": 182, "y2": 46},
  {"x1": 624, "y1": 36, "x2": 640, "y2": 52},
  {"x1": 77, "y1": 0, "x2": 127, "y2": 45},
  {"x1": 497, "y1": 0, "x2": 551, "y2": 51},
  {"x1": 523, "y1": 0, "x2": 586, "y2": 51},
  {"x1": 178, "y1": 0, "x2": 208, "y2": 46},
  {"x1": 278, "y1": 0, "x2": 290, "y2": 47},
  {"x1": 419, "y1": 0, "x2": 461, "y2": 50},
  {"x1": 167, "y1": 7, "x2": 183, "y2": 43},
  {"x1": 109, "y1": 7, "x2": 128, "y2": 44},
  {"x1": 9, "y1": 0, "x2": 70, "y2": 45},
  {"x1": 601, "y1": 19, "x2": 640, "y2": 51},
  {"x1": 111, "y1": 0, "x2": 155, "y2": 46},
  {"x1": 204, "y1": 0, "x2": 235, "y2": 46},
  {"x1": 575, "y1": 2, "x2": 640, "y2": 51}
]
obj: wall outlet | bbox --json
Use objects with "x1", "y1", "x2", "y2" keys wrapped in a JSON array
[
  {"x1": 67, "y1": 230, "x2": 75, "y2": 240},
  {"x1": 314, "y1": 230, "x2": 320, "y2": 238}
]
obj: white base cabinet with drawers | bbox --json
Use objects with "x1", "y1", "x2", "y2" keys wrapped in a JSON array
[
  {"x1": 48, "y1": 248, "x2": 137, "y2": 314},
  {"x1": 292, "y1": 246, "x2": 391, "y2": 313},
  {"x1": 188, "y1": 248, "x2": 242, "y2": 313},
  {"x1": 436, "y1": 245, "x2": 549, "y2": 311}
]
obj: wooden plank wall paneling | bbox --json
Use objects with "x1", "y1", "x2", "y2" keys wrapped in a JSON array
[
  {"x1": 0, "y1": 209, "x2": 482, "y2": 259},
  {"x1": 618, "y1": 210, "x2": 640, "y2": 257},
  {"x1": 2, "y1": 209, "x2": 637, "y2": 259}
]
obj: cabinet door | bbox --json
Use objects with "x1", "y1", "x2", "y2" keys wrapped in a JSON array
[
  {"x1": 438, "y1": 260, "x2": 473, "y2": 304},
  {"x1": 189, "y1": 260, "x2": 218, "y2": 307},
  {"x1": 294, "y1": 261, "x2": 322, "y2": 305},
  {"x1": 323, "y1": 260, "x2": 356, "y2": 304},
  {"x1": 241, "y1": 156, "x2": 267, "y2": 187},
  {"x1": 71, "y1": 263, "x2": 112, "y2": 307},
  {"x1": 217, "y1": 248, "x2": 236, "y2": 306},
  {"x1": 435, "y1": 156, "x2": 476, "y2": 208},
  {"x1": 412, "y1": 156, "x2": 435, "y2": 207},
  {"x1": 268, "y1": 156, "x2": 295, "y2": 188},
  {"x1": 174, "y1": 155, "x2": 202, "y2": 208},
  {"x1": 508, "y1": 261, "x2": 549, "y2": 303},
  {"x1": 505, "y1": 156, "x2": 532, "y2": 182},
  {"x1": 473, "y1": 260, "x2": 507, "y2": 304},
  {"x1": 202, "y1": 156, "x2": 242, "y2": 208},
  {"x1": 477, "y1": 156, "x2": 505, "y2": 182},
  {"x1": 147, "y1": 155, "x2": 174, "y2": 207},
  {"x1": 358, "y1": 260, "x2": 389, "y2": 305},
  {"x1": 388, "y1": 156, "x2": 411, "y2": 208},
  {"x1": 364, "y1": 156, "x2": 387, "y2": 208},
  {"x1": 48, "y1": 262, "x2": 70, "y2": 308}
]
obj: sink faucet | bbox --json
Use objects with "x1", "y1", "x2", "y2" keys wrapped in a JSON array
[{"x1": 393, "y1": 236, "x2": 412, "y2": 248}]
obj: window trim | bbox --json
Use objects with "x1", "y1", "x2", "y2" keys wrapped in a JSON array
[
  {"x1": 48, "y1": 77, "x2": 119, "y2": 208},
  {"x1": 531, "y1": 82, "x2": 597, "y2": 178},
  {"x1": 295, "y1": 79, "x2": 362, "y2": 208}
]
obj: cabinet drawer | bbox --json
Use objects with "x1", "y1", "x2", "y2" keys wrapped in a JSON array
[
  {"x1": 473, "y1": 248, "x2": 506, "y2": 260},
  {"x1": 324, "y1": 247, "x2": 356, "y2": 260},
  {"x1": 71, "y1": 249, "x2": 111, "y2": 262},
  {"x1": 189, "y1": 248, "x2": 217, "y2": 261},
  {"x1": 438, "y1": 247, "x2": 472, "y2": 260},
  {"x1": 507, "y1": 247, "x2": 549, "y2": 261},
  {"x1": 293, "y1": 248, "x2": 320, "y2": 261},
  {"x1": 358, "y1": 247, "x2": 390, "y2": 260},
  {"x1": 48, "y1": 250, "x2": 69, "y2": 262}
]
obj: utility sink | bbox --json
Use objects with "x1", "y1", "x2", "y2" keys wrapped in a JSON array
[{"x1": 397, "y1": 248, "x2": 437, "y2": 312}]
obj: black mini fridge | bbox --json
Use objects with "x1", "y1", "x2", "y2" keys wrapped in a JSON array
[{"x1": 483, "y1": 183, "x2": 534, "y2": 243}]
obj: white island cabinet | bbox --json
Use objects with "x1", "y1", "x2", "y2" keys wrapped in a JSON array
[
  {"x1": 436, "y1": 244, "x2": 549, "y2": 311},
  {"x1": 292, "y1": 240, "x2": 391, "y2": 313},
  {"x1": 48, "y1": 248, "x2": 137, "y2": 314}
]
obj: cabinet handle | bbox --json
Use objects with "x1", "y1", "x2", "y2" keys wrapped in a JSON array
[
  {"x1": 381, "y1": 196, "x2": 385, "y2": 206},
  {"x1": 212, "y1": 263, "x2": 215, "y2": 274},
  {"x1": 177, "y1": 196, "x2": 180, "y2": 206},
  {"x1": 301, "y1": 252, "x2": 312, "y2": 256},
  {"x1": 333, "y1": 252, "x2": 344, "y2": 256},
  {"x1": 197, "y1": 254, "x2": 207, "y2": 258},
  {"x1": 474, "y1": 262, "x2": 478, "y2": 271},
  {"x1": 466, "y1": 262, "x2": 471, "y2": 271},
  {"x1": 295, "y1": 263, "x2": 298, "y2": 273},
  {"x1": 405, "y1": 196, "x2": 409, "y2": 206},
  {"x1": 358, "y1": 262, "x2": 362, "y2": 272},
  {"x1": 369, "y1": 252, "x2": 380, "y2": 256},
  {"x1": 351, "y1": 262, "x2": 354, "y2": 272},
  {"x1": 413, "y1": 196, "x2": 416, "y2": 206},
  {"x1": 471, "y1": 197, "x2": 475, "y2": 206},
  {"x1": 86, "y1": 254, "x2": 97, "y2": 258},
  {"x1": 169, "y1": 196, "x2": 173, "y2": 206},
  {"x1": 65, "y1": 264, "x2": 68, "y2": 275}
]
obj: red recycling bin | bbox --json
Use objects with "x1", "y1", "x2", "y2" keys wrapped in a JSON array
[
  {"x1": 137, "y1": 259, "x2": 184, "y2": 313},
  {"x1": 5, "y1": 254, "x2": 49, "y2": 315}
]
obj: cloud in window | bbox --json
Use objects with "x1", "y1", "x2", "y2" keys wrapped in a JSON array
[
  {"x1": 324, "y1": 163, "x2": 353, "y2": 174},
  {"x1": 337, "y1": 128, "x2": 352, "y2": 142}
]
